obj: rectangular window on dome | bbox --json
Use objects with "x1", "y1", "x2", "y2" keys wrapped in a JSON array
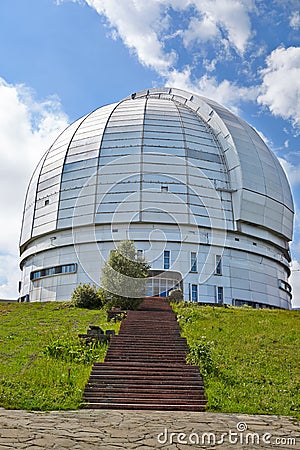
[
  {"x1": 190, "y1": 252, "x2": 197, "y2": 272},
  {"x1": 215, "y1": 255, "x2": 222, "y2": 275},
  {"x1": 164, "y1": 250, "x2": 170, "y2": 270}
]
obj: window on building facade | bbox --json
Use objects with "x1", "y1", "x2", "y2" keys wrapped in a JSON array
[
  {"x1": 216, "y1": 286, "x2": 223, "y2": 304},
  {"x1": 161, "y1": 185, "x2": 168, "y2": 192},
  {"x1": 278, "y1": 279, "x2": 292, "y2": 296},
  {"x1": 215, "y1": 255, "x2": 222, "y2": 275},
  {"x1": 164, "y1": 250, "x2": 170, "y2": 269},
  {"x1": 30, "y1": 264, "x2": 77, "y2": 280},
  {"x1": 191, "y1": 284, "x2": 198, "y2": 302},
  {"x1": 190, "y1": 252, "x2": 197, "y2": 272}
]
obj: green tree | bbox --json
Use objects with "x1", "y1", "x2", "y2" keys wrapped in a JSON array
[
  {"x1": 100, "y1": 240, "x2": 150, "y2": 310},
  {"x1": 71, "y1": 283, "x2": 102, "y2": 309}
]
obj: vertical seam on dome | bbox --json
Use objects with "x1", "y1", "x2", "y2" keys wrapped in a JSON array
[
  {"x1": 30, "y1": 118, "x2": 85, "y2": 242},
  {"x1": 93, "y1": 101, "x2": 125, "y2": 222},
  {"x1": 139, "y1": 98, "x2": 147, "y2": 222},
  {"x1": 174, "y1": 102, "x2": 191, "y2": 224},
  {"x1": 19, "y1": 151, "x2": 48, "y2": 250},
  {"x1": 237, "y1": 118, "x2": 267, "y2": 196},
  {"x1": 55, "y1": 112, "x2": 97, "y2": 228}
]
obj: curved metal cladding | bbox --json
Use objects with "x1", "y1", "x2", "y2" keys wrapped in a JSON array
[{"x1": 19, "y1": 88, "x2": 294, "y2": 308}]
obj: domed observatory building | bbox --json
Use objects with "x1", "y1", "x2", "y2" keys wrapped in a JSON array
[{"x1": 19, "y1": 88, "x2": 294, "y2": 309}]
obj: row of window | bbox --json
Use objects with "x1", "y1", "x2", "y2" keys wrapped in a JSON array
[
  {"x1": 278, "y1": 279, "x2": 292, "y2": 297},
  {"x1": 30, "y1": 264, "x2": 77, "y2": 280},
  {"x1": 190, "y1": 284, "x2": 224, "y2": 303},
  {"x1": 138, "y1": 249, "x2": 223, "y2": 274},
  {"x1": 162, "y1": 250, "x2": 222, "y2": 274}
]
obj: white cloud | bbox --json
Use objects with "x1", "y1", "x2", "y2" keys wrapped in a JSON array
[
  {"x1": 83, "y1": 0, "x2": 255, "y2": 74},
  {"x1": 182, "y1": 15, "x2": 220, "y2": 47},
  {"x1": 84, "y1": 0, "x2": 176, "y2": 73},
  {"x1": 189, "y1": 0, "x2": 255, "y2": 54},
  {"x1": 257, "y1": 46, "x2": 300, "y2": 128},
  {"x1": 290, "y1": 11, "x2": 300, "y2": 30},
  {"x1": 166, "y1": 69, "x2": 258, "y2": 112},
  {"x1": 0, "y1": 77, "x2": 68, "y2": 299},
  {"x1": 290, "y1": 259, "x2": 300, "y2": 308}
]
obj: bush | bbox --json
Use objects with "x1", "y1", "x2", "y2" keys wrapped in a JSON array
[
  {"x1": 187, "y1": 338, "x2": 217, "y2": 376},
  {"x1": 71, "y1": 284, "x2": 102, "y2": 309},
  {"x1": 43, "y1": 337, "x2": 107, "y2": 364},
  {"x1": 168, "y1": 288, "x2": 183, "y2": 302}
]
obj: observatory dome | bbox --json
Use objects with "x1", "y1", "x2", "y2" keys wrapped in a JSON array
[{"x1": 19, "y1": 88, "x2": 294, "y2": 308}]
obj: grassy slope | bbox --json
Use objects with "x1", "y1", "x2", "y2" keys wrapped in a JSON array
[
  {"x1": 172, "y1": 303, "x2": 300, "y2": 419},
  {"x1": 0, "y1": 302, "x2": 120, "y2": 411},
  {"x1": 0, "y1": 301, "x2": 299, "y2": 417}
]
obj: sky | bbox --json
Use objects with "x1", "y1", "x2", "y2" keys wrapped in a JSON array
[{"x1": 0, "y1": 0, "x2": 300, "y2": 307}]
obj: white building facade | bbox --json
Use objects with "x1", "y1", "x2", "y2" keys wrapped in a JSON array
[{"x1": 19, "y1": 88, "x2": 294, "y2": 309}]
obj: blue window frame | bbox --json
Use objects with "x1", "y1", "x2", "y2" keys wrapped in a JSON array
[
  {"x1": 164, "y1": 250, "x2": 170, "y2": 270},
  {"x1": 191, "y1": 284, "x2": 198, "y2": 302},
  {"x1": 191, "y1": 252, "x2": 197, "y2": 272},
  {"x1": 217, "y1": 286, "x2": 223, "y2": 304},
  {"x1": 30, "y1": 264, "x2": 77, "y2": 280}
]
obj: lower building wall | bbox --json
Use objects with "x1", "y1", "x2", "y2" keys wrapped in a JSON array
[{"x1": 19, "y1": 230, "x2": 292, "y2": 309}]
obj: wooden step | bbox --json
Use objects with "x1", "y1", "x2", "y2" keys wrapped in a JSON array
[{"x1": 82, "y1": 297, "x2": 207, "y2": 411}]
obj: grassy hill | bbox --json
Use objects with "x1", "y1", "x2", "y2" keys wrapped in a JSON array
[
  {"x1": 172, "y1": 302, "x2": 300, "y2": 419},
  {"x1": 0, "y1": 302, "x2": 120, "y2": 411},
  {"x1": 0, "y1": 301, "x2": 299, "y2": 418}
]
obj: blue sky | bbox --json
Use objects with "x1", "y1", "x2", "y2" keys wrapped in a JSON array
[{"x1": 0, "y1": 0, "x2": 299, "y2": 306}]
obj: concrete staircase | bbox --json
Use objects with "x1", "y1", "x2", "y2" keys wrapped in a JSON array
[{"x1": 83, "y1": 297, "x2": 207, "y2": 411}]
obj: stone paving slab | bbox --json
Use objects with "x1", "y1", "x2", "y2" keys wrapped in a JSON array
[{"x1": 0, "y1": 408, "x2": 299, "y2": 449}]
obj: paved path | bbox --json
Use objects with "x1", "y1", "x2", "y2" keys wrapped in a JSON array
[{"x1": 0, "y1": 408, "x2": 299, "y2": 449}]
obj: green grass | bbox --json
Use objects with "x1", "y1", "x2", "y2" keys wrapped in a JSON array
[
  {"x1": 0, "y1": 301, "x2": 120, "y2": 411},
  {"x1": 1, "y1": 301, "x2": 299, "y2": 418},
  {"x1": 172, "y1": 302, "x2": 300, "y2": 419}
]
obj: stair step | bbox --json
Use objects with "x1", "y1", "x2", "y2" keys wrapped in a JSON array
[
  {"x1": 84, "y1": 391, "x2": 206, "y2": 403},
  {"x1": 83, "y1": 402, "x2": 206, "y2": 411},
  {"x1": 86, "y1": 385, "x2": 204, "y2": 392},
  {"x1": 85, "y1": 396, "x2": 206, "y2": 404},
  {"x1": 83, "y1": 297, "x2": 207, "y2": 411},
  {"x1": 87, "y1": 379, "x2": 204, "y2": 386}
]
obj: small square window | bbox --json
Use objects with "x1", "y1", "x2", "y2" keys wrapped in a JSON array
[
  {"x1": 161, "y1": 185, "x2": 168, "y2": 192},
  {"x1": 45, "y1": 199, "x2": 50, "y2": 206}
]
